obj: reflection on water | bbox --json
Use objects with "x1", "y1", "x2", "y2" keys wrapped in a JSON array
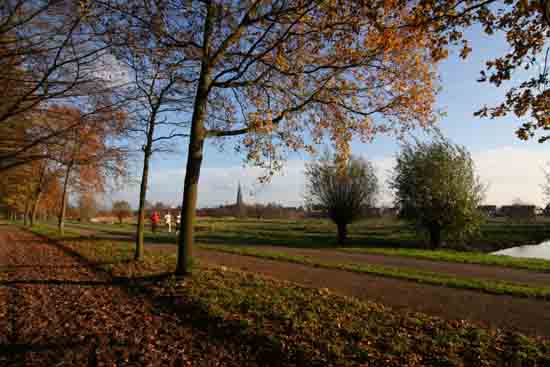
[{"x1": 491, "y1": 242, "x2": 550, "y2": 260}]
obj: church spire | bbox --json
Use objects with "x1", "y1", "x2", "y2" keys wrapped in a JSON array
[{"x1": 236, "y1": 182, "x2": 243, "y2": 207}]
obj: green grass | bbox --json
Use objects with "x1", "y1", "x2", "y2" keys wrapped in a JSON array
[
  {"x1": 22, "y1": 227, "x2": 550, "y2": 366},
  {"x1": 57, "y1": 216, "x2": 550, "y2": 252},
  {"x1": 342, "y1": 247, "x2": 550, "y2": 272},
  {"x1": 19, "y1": 217, "x2": 550, "y2": 273},
  {"x1": 200, "y1": 244, "x2": 550, "y2": 300},
  {"x1": 28, "y1": 223, "x2": 83, "y2": 240},
  {"x1": 24, "y1": 222, "x2": 550, "y2": 298}
]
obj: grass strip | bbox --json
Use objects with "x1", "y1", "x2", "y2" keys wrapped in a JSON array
[
  {"x1": 200, "y1": 244, "x2": 550, "y2": 300},
  {"x1": 341, "y1": 247, "x2": 550, "y2": 273},
  {"x1": 65, "y1": 221, "x2": 550, "y2": 273},
  {"x1": 27, "y1": 220, "x2": 550, "y2": 272}
]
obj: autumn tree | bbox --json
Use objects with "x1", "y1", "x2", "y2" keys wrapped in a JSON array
[
  {"x1": 97, "y1": 0, "x2": 500, "y2": 275},
  {"x1": 112, "y1": 200, "x2": 132, "y2": 224},
  {"x1": 305, "y1": 154, "x2": 378, "y2": 245},
  {"x1": 26, "y1": 159, "x2": 63, "y2": 226},
  {"x1": 415, "y1": 0, "x2": 550, "y2": 142},
  {"x1": 106, "y1": 38, "x2": 191, "y2": 260},
  {"x1": 391, "y1": 138, "x2": 485, "y2": 249},
  {"x1": 51, "y1": 105, "x2": 126, "y2": 235},
  {"x1": 0, "y1": 164, "x2": 33, "y2": 223},
  {"x1": 77, "y1": 192, "x2": 98, "y2": 222},
  {"x1": 35, "y1": 171, "x2": 63, "y2": 223},
  {"x1": 0, "y1": 0, "x2": 130, "y2": 171}
]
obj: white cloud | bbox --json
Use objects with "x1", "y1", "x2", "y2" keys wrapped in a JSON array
[
  {"x1": 472, "y1": 146, "x2": 547, "y2": 206},
  {"x1": 109, "y1": 146, "x2": 550, "y2": 209}
]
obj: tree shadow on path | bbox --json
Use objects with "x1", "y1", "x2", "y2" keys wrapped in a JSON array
[{"x1": 0, "y1": 228, "x2": 323, "y2": 367}]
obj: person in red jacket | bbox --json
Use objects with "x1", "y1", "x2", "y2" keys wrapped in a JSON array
[{"x1": 151, "y1": 211, "x2": 160, "y2": 233}]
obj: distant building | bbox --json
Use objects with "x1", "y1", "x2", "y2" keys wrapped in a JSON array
[
  {"x1": 380, "y1": 207, "x2": 399, "y2": 217},
  {"x1": 362, "y1": 206, "x2": 382, "y2": 218},
  {"x1": 499, "y1": 205, "x2": 536, "y2": 219},
  {"x1": 478, "y1": 205, "x2": 497, "y2": 217}
]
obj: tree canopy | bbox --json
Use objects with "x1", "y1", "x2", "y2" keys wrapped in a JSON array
[
  {"x1": 391, "y1": 138, "x2": 485, "y2": 249},
  {"x1": 306, "y1": 154, "x2": 378, "y2": 244}
]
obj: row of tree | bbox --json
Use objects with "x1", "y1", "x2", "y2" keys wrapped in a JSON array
[
  {"x1": 2, "y1": 0, "x2": 549, "y2": 275},
  {"x1": 307, "y1": 138, "x2": 484, "y2": 248}
]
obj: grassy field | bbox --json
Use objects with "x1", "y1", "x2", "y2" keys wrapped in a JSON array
[
  {"x1": 64, "y1": 216, "x2": 550, "y2": 251},
  {"x1": 49, "y1": 216, "x2": 550, "y2": 273},
  {"x1": 21, "y1": 226, "x2": 550, "y2": 366},
  {"x1": 22, "y1": 216, "x2": 550, "y2": 299}
]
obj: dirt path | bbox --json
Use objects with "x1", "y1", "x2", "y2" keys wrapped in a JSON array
[
  {"x1": 195, "y1": 249, "x2": 550, "y2": 336},
  {"x1": 224, "y1": 245, "x2": 550, "y2": 286},
  {"x1": 0, "y1": 225, "x2": 265, "y2": 366}
]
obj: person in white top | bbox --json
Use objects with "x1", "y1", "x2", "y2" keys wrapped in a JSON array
[{"x1": 164, "y1": 213, "x2": 172, "y2": 233}]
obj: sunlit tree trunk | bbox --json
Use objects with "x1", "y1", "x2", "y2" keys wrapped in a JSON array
[
  {"x1": 58, "y1": 163, "x2": 73, "y2": 236},
  {"x1": 135, "y1": 150, "x2": 152, "y2": 261},
  {"x1": 135, "y1": 108, "x2": 158, "y2": 261},
  {"x1": 23, "y1": 200, "x2": 30, "y2": 226},
  {"x1": 30, "y1": 164, "x2": 47, "y2": 227},
  {"x1": 175, "y1": 96, "x2": 208, "y2": 276},
  {"x1": 30, "y1": 191, "x2": 42, "y2": 227},
  {"x1": 175, "y1": 3, "x2": 214, "y2": 277}
]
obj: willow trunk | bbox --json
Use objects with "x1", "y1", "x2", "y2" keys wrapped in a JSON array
[{"x1": 337, "y1": 222, "x2": 348, "y2": 245}]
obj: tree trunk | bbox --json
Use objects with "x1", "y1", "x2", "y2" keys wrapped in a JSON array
[
  {"x1": 175, "y1": 105, "x2": 207, "y2": 276},
  {"x1": 58, "y1": 163, "x2": 72, "y2": 236},
  {"x1": 429, "y1": 225, "x2": 441, "y2": 249},
  {"x1": 30, "y1": 191, "x2": 42, "y2": 227},
  {"x1": 30, "y1": 162, "x2": 47, "y2": 227},
  {"x1": 175, "y1": 3, "x2": 214, "y2": 277},
  {"x1": 135, "y1": 151, "x2": 152, "y2": 261},
  {"x1": 337, "y1": 222, "x2": 347, "y2": 245},
  {"x1": 23, "y1": 200, "x2": 30, "y2": 226}
]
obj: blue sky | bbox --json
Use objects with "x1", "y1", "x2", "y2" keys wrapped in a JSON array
[{"x1": 110, "y1": 26, "x2": 550, "y2": 209}]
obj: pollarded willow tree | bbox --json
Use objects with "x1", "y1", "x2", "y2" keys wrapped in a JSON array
[
  {"x1": 305, "y1": 154, "x2": 378, "y2": 245},
  {"x1": 391, "y1": 138, "x2": 485, "y2": 249},
  {"x1": 100, "y1": 0, "x2": 489, "y2": 275}
]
